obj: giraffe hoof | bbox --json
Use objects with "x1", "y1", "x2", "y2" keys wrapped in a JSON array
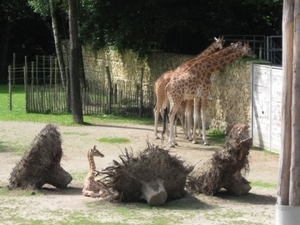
[
  {"x1": 155, "y1": 136, "x2": 160, "y2": 140},
  {"x1": 170, "y1": 144, "x2": 176, "y2": 148},
  {"x1": 204, "y1": 142, "x2": 210, "y2": 146},
  {"x1": 192, "y1": 141, "x2": 198, "y2": 144}
]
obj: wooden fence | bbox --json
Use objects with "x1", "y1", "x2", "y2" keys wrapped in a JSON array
[{"x1": 9, "y1": 55, "x2": 154, "y2": 117}]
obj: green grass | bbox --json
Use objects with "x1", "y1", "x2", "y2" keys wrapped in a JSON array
[
  {"x1": 207, "y1": 129, "x2": 226, "y2": 144},
  {"x1": 97, "y1": 137, "x2": 130, "y2": 144},
  {"x1": 250, "y1": 181, "x2": 277, "y2": 189},
  {"x1": 0, "y1": 85, "x2": 153, "y2": 126}
]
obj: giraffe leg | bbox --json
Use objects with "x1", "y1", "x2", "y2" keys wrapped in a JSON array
[
  {"x1": 201, "y1": 99, "x2": 210, "y2": 146},
  {"x1": 168, "y1": 106, "x2": 179, "y2": 147},
  {"x1": 186, "y1": 100, "x2": 193, "y2": 141},
  {"x1": 154, "y1": 104, "x2": 161, "y2": 139},
  {"x1": 192, "y1": 98, "x2": 200, "y2": 144},
  {"x1": 197, "y1": 100, "x2": 202, "y2": 137}
]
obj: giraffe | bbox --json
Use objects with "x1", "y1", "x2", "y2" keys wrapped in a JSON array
[
  {"x1": 165, "y1": 42, "x2": 256, "y2": 147},
  {"x1": 82, "y1": 146, "x2": 107, "y2": 198},
  {"x1": 154, "y1": 36, "x2": 225, "y2": 139},
  {"x1": 165, "y1": 41, "x2": 243, "y2": 142}
]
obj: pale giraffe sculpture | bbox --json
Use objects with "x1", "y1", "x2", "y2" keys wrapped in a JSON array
[
  {"x1": 82, "y1": 146, "x2": 107, "y2": 198},
  {"x1": 153, "y1": 36, "x2": 225, "y2": 139},
  {"x1": 165, "y1": 42, "x2": 256, "y2": 147}
]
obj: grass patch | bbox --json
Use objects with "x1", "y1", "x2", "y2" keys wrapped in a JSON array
[
  {"x1": 0, "y1": 143, "x2": 29, "y2": 155},
  {"x1": 0, "y1": 187, "x2": 42, "y2": 197},
  {"x1": 207, "y1": 129, "x2": 226, "y2": 144},
  {"x1": 97, "y1": 137, "x2": 130, "y2": 144},
  {"x1": 63, "y1": 131, "x2": 89, "y2": 136},
  {"x1": 69, "y1": 171, "x2": 87, "y2": 182},
  {"x1": 250, "y1": 181, "x2": 277, "y2": 189},
  {"x1": 251, "y1": 146, "x2": 279, "y2": 155},
  {"x1": 0, "y1": 85, "x2": 153, "y2": 126}
]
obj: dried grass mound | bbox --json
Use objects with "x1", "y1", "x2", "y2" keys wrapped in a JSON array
[
  {"x1": 9, "y1": 124, "x2": 72, "y2": 190},
  {"x1": 187, "y1": 123, "x2": 252, "y2": 196},
  {"x1": 101, "y1": 142, "x2": 194, "y2": 205}
]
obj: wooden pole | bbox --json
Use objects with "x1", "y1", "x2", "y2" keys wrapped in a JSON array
[
  {"x1": 290, "y1": 0, "x2": 300, "y2": 206},
  {"x1": 36, "y1": 56, "x2": 39, "y2": 86},
  {"x1": 43, "y1": 55, "x2": 46, "y2": 86},
  {"x1": 13, "y1": 53, "x2": 15, "y2": 87},
  {"x1": 8, "y1": 65, "x2": 12, "y2": 110},
  {"x1": 277, "y1": 0, "x2": 294, "y2": 206},
  {"x1": 24, "y1": 56, "x2": 28, "y2": 112},
  {"x1": 139, "y1": 68, "x2": 144, "y2": 117},
  {"x1": 106, "y1": 66, "x2": 113, "y2": 114}
]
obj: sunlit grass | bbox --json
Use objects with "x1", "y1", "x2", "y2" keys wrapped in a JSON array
[
  {"x1": 0, "y1": 85, "x2": 153, "y2": 126},
  {"x1": 250, "y1": 181, "x2": 277, "y2": 189},
  {"x1": 97, "y1": 137, "x2": 130, "y2": 144}
]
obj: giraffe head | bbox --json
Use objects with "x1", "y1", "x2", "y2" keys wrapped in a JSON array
[
  {"x1": 89, "y1": 146, "x2": 105, "y2": 158},
  {"x1": 241, "y1": 42, "x2": 257, "y2": 58},
  {"x1": 214, "y1": 36, "x2": 225, "y2": 50}
]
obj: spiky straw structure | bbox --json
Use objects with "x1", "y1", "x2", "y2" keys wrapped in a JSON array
[
  {"x1": 9, "y1": 124, "x2": 72, "y2": 190},
  {"x1": 187, "y1": 123, "x2": 252, "y2": 196},
  {"x1": 101, "y1": 142, "x2": 194, "y2": 203}
]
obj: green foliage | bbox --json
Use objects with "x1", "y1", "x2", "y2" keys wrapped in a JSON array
[
  {"x1": 28, "y1": 0, "x2": 50, "y2": 17},
  {"x1": 79, "y1": 0, "x2": 282, "y2": 57}
]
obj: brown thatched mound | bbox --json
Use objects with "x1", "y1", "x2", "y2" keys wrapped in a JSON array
[
  {"x1": 8, "y1": 124, "x2": 72, "y2": 190},
  {"x1": 100, "y1": 142, "x2": 194, "y2": 205},
  {"x1": 187, "y1": 123, "x2": 252, "y2": 196}
]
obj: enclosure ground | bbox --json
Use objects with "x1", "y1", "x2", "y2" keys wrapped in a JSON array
[{"x1": 0, "y1": 121, "x2": 278, "y2": 225}]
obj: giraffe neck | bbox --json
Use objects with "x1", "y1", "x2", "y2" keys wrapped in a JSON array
[
  {"x1": 194, "y1": 43, "x2": 218, "y2": 59},
  {"x1": 87, "y1": 151, "x2": 96, "y2": 171},
  {"x1": 204, "y1": 48, "x2": 245, "y2": 74},
  {"x1": 176, "y1": 42, "x2": 223, "y2": 74},
  {"x1": 201, "y1": 43, "x2": 241, "y2": 62},
  {"x1": 179, "y1": 42, "x2": 241, "y2": 74}
]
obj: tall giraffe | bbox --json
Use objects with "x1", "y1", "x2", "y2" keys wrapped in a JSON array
[
  {"x1": 165, "y1": 42, "x2": 256, "y2": 147},
  {"x1": 164, "y1": 41, "x2": 243, "y2": 142},
  {"x1": 153, "y1": 36, "x2": 225, "y2": 139},
  {"x1": 82, "y1": 146, "x2": 107, "y2": 198}
]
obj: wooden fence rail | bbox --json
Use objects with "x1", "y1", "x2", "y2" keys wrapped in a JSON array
[{"x1": 9, "y1": 55, "x2": 154, "y2": 117}]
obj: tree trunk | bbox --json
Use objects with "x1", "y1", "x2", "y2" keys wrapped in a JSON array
[
  {"x1": 49, "y1": 0, "x2": 67, "y2": 97},
  {"x1": 69, "y1": 0, "x2": 83, "y2": 124},
  {"x1": 290, "y1": 0, "x2": 300, "y2": 206},
  {"x1": 277, "y1": 0, "x2": 294, "y2": 206}
]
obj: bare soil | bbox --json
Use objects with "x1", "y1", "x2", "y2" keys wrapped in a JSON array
[{"x1": 0, "y1": 121, "x2": 278, "y2": 225}]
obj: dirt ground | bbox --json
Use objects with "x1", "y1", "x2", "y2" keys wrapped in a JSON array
[{"x1": 0, "y1": 121, "x2": 279, "y2": 225}]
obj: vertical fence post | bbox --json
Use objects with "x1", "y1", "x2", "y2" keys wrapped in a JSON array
[
  {"x1": 36, "y1": 56, "x2": 39, "y2": 86},
  {"x1": 106, "y1": 66, "x2": 112, "y2": 114},
  {"x1": 24, "y1": 56, "x2": 27, "y2": 93},
  {"x1": 50, "y1": 56, "x2": 53, "y2": 88},
  {"x1": 24, "y1": 56, "x2": 28, "y2": 112},
  {"x1": 43, "y1": 55, "x2": 46, "y2": 86},
  {"x1": 8, "y1": 65, "x2": 12, "y2": 110},
  {"x1": 31, "y1": 61, "x2": 34, "y2": 85},
  {"x1": 13, "y1": 53, "x2": 16, "y2": 87},
  {"x1": 139, "y1": 68, "x2": 144, "y2": 117}
]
